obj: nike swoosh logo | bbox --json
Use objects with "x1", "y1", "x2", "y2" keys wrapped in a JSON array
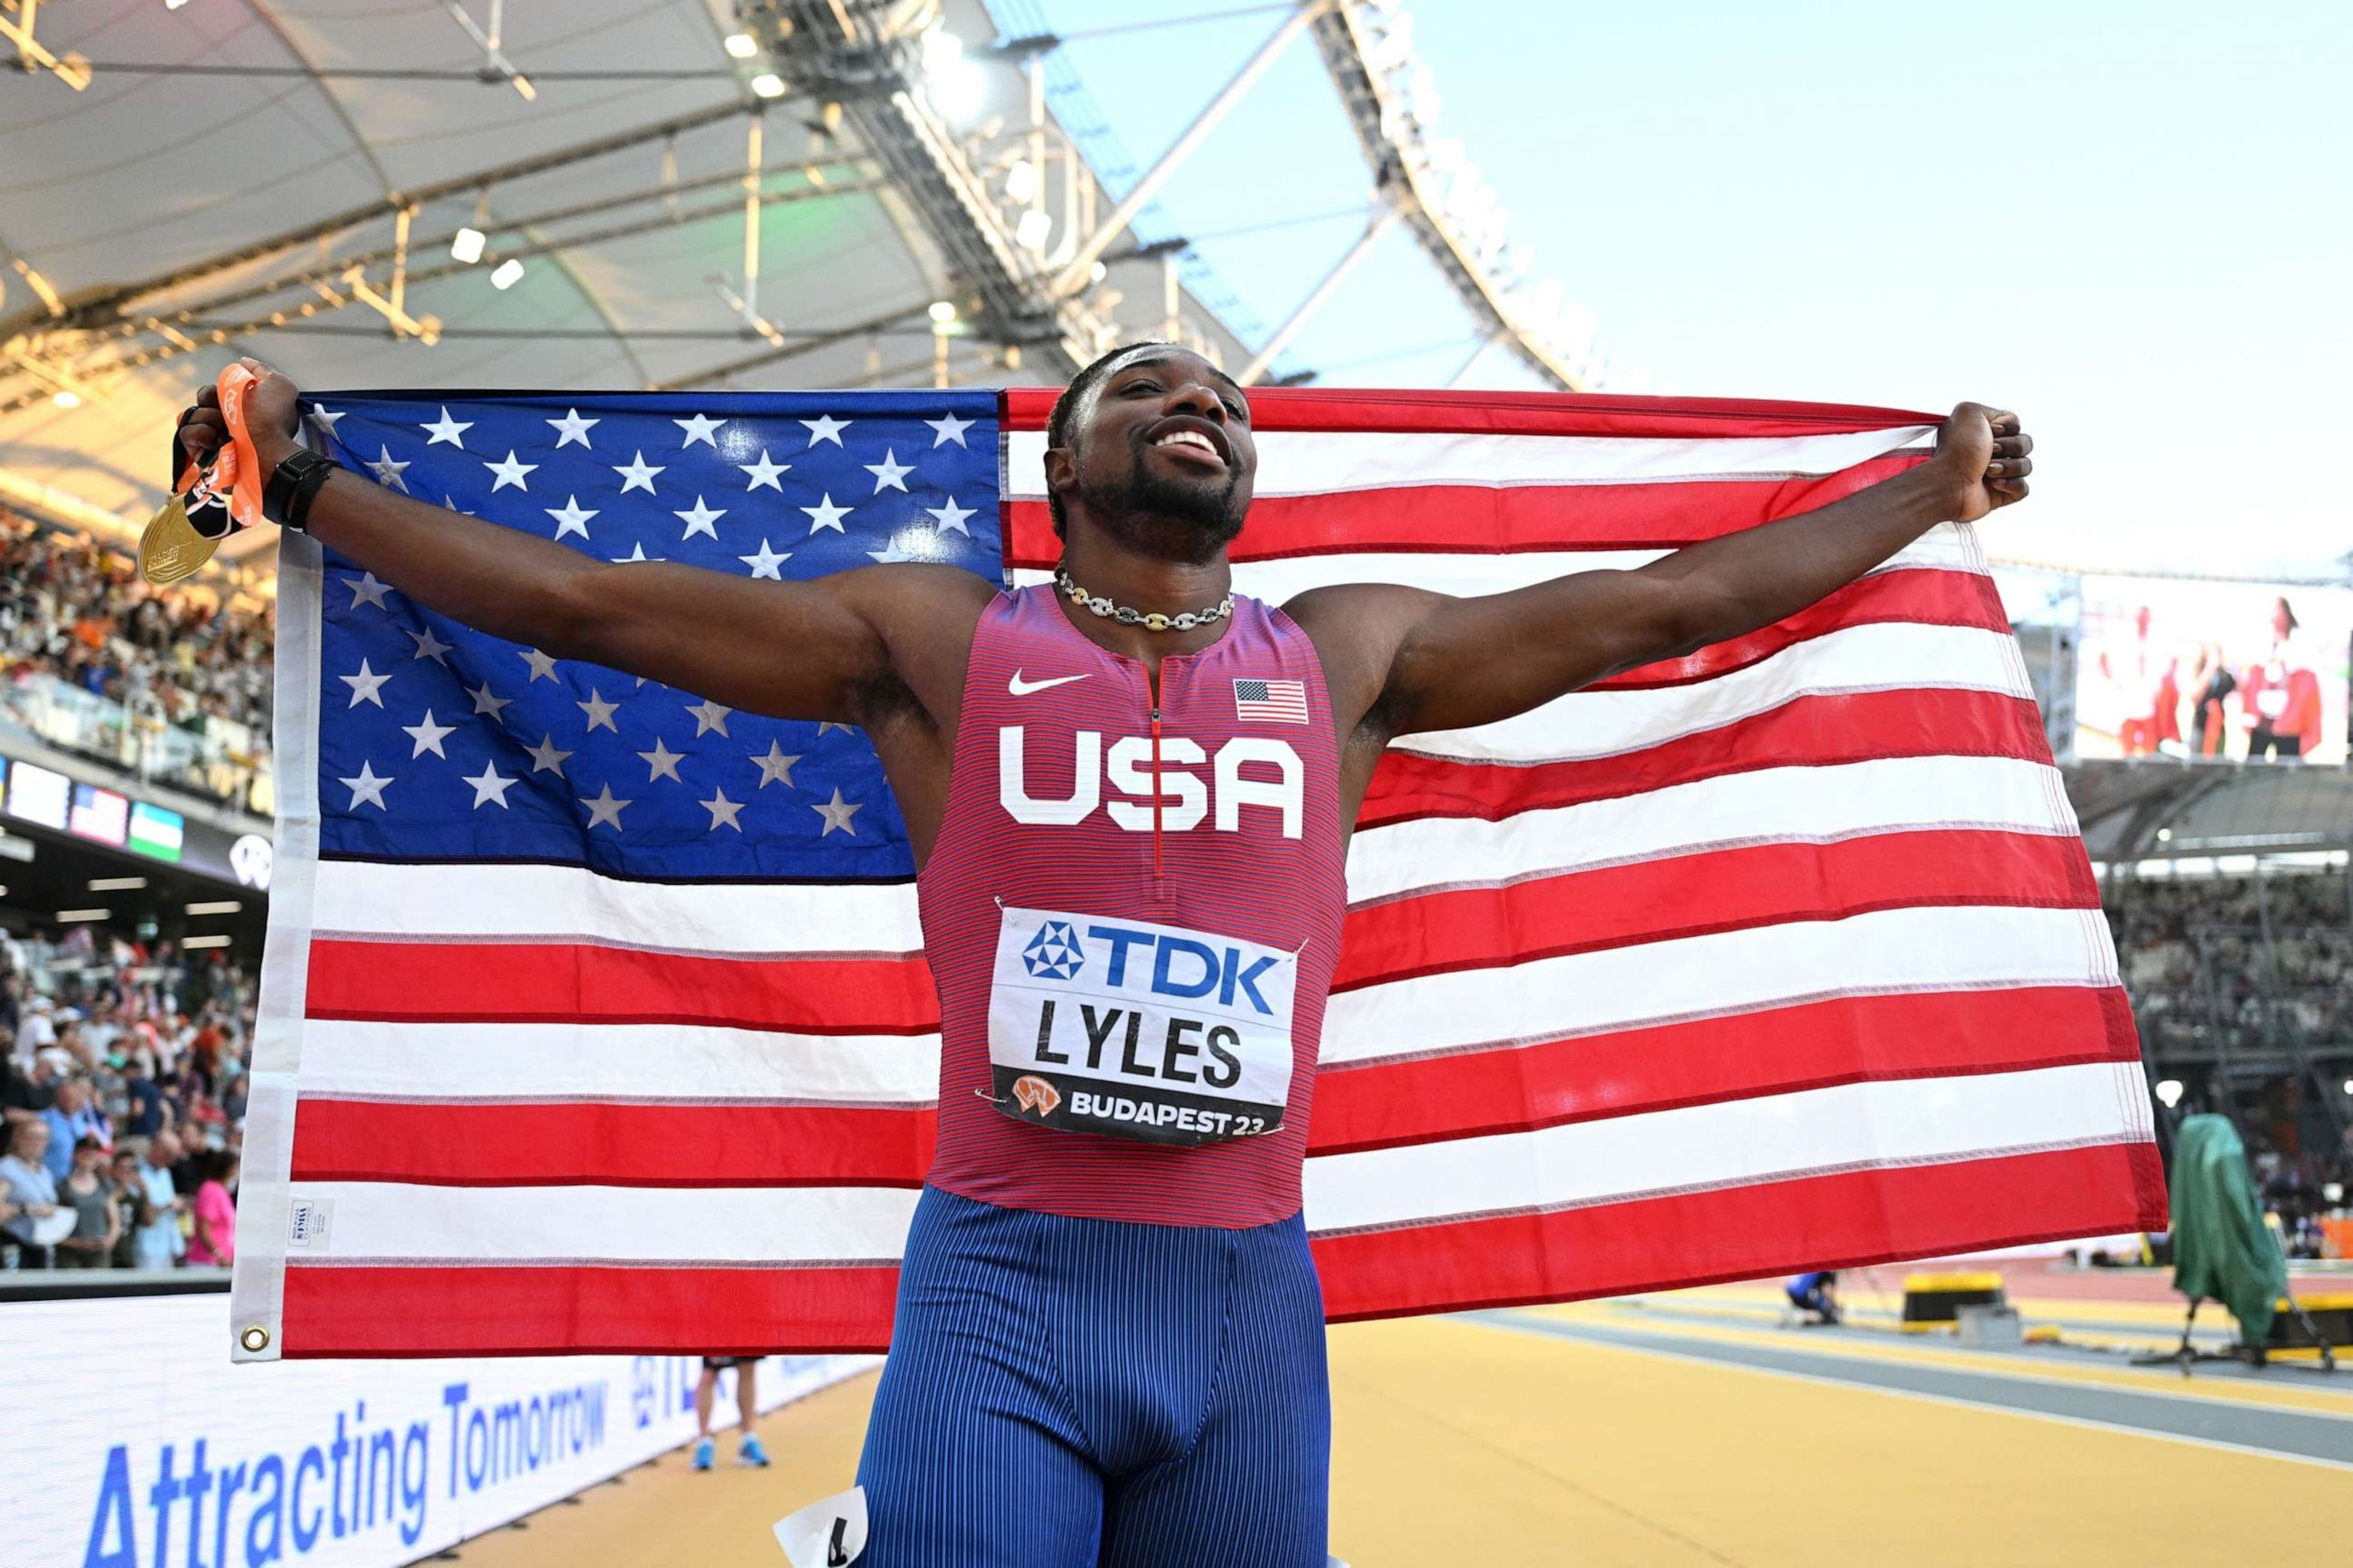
[{"x1": 1008, "y1": 669, "x2": 1089, "y2": 696}]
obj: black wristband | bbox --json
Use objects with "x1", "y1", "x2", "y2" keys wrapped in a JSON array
[{"x1": 263, "y1": 448, "x2": 338, "y2": 534}]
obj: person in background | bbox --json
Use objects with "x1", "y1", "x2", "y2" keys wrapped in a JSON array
[
  {"x1": 1785, "y1": 1270, "x2": 1842, "y2": 1325},
  {"x1": 38, "y1": 1077, "x2": 102, "y2": 1182},
  {"x1": 1, "y1": 1117, "x2": 61, "y2": 1267},
  {"x1": 55, "y1": 1134, "x2": 120, "y2": 1269},
  {"x1": 2187, "y1": 643, "x2": 2237, "y2": 758},
  {"x1": 186, "y1": 1147, "x2": 238, "y2": 1268},
  {"x1": 107, "y1": 1147, "x2": 146, "y2": 1268},
  {"x1": 2240, "y1": 596, "x2": 2323, "y2": 761},
  {"x1": 691, "y1": 1358, "x2": 774, "y2": 1471},
  {"x1": 123, "y1": 1053, "x2": 168, "y2": 1141},
  {"x1": 2, "y1": 1043, "x2": 58, "y2": 1127},
  {"x1": 14, "y1": 993, "x2": 56, "y2": 1067},
  {"x1": 133, "y1": 1129, "x2": 184, "y2": 1269}
]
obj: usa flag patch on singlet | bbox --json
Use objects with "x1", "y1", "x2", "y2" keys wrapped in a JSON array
[{"x1": 1232, "y1": 678, "x2": 1308, "y2": 724}]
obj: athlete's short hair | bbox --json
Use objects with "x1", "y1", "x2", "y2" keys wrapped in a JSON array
[{"x1": 1045, "y1": 341, "x2": 1245, "y2": 538}]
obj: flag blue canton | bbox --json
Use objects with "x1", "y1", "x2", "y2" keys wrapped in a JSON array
[{"x1": 306, "y1": 389, "x2": 1001, "y2": 881}]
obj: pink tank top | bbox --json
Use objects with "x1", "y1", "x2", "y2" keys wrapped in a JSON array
[{"x1": 919, "y1": 584, "x2": 1347, "y2": 1227}]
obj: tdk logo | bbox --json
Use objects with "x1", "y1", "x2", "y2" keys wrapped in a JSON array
[
  {"x1": 998, "y1": 728, "x2": 1303, "y2": 839},
  {"x1": 1023, "y1": 921, "x2": 1279, "y2": 1016},
  {"x1": 1022, "y1": 921, "x2": 1086, "y2": 980}
]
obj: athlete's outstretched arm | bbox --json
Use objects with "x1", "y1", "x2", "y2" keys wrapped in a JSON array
[
  {"x1": 181, "y1": 362, "x2": 986, "y2": 724},
  {"x1": 1295, "y1": 402, "x2": 2031, "y2": 740}
]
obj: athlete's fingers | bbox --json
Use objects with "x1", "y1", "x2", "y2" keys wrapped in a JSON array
[
  {"x1": 1992, "y1": 432, "x2": 2033, "y2": 459},
  {"x1": 1985, "y1": 456, "x2": 2033, "y2": 481},
  {"x1": 1988, "y1": 477, "x2": 2030, "y2": 507}
]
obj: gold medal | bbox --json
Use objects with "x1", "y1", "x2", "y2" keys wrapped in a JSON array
[{"x1": 139, "y1": 493, "x2": 223, "y2": 587}]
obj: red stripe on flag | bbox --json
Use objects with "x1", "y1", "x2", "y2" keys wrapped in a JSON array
[
  {"x1": 1311, "y1": 1140, "x2": 2169, "y2": 1324},
  {"x1": 1006, "y1": 460, "x2": 1928, "y2": 568},
  {"x1": 306, "y1": 940, "x2": 939, "y2": 1033},
  {"x1": 1336, "y1": 829, "x2": 2099, "y2": 994},
  {"x1": 1308, "y1": 986, "x2": 2141, "y2": 1157},
  {"x1": 1360, "y1": 689, "x2": 2051, "y2": 830},
  {"x1": 280, "y1": 1263, "x2": 901, "y2": 1357},
  {"x1": 290, "y1": 1099, "x2": 938, "y2": 1188},
  {"x1": 1003, "y1": 385, "x2": 1942, "y2": 438},
  {"x1": 1592, "y1": 568, "x2": 2008, "y2": 690}
]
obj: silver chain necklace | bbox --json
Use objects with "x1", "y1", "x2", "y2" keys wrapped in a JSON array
[{"x1": 1054, "y1": 566, "x2": 1233, "y2": 633}]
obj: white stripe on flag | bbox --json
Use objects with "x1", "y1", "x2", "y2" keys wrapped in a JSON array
[
  {"x1": 1344, "y1": 755, "x2": 2080, "y2": 904},
  {"x1": 1301, "y1": 1061, "x2": 2149, "y2": 1236},
  {"x1": 310, "y1": 860, "x2": 924, "y2": 952},
  {"x1": 1006, "y1": 426, "x2": 1939, "y2": 499},
  {"x1": 298, "y1": 1020, "x2": 941, "y2": 1104},
  {"x1": 1319, "y1": 904, "x2": 2119, "y2": 1067},
  {"x1": 283, "y1": 1182, "x2": 921, "y2": 1265}
]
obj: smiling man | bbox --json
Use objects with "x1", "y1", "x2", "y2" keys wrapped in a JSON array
[{"x1": 178, "y1": 346, "x2": 2029, "y2": 1566}]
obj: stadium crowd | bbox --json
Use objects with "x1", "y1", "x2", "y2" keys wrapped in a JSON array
[
  {"x1": 0, "y1": 922, "x2": 253, "y2": 1270},
  {"x1": 0, "y1": 504, "x2": 275, "y2": 800}
]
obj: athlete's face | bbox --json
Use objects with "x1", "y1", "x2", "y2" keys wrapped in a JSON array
[{"x1": 1059, "y1": 349, "x2": 1257, "y2": 565}]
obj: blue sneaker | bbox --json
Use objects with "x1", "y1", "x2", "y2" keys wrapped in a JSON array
[
  {"x1": 737, "y1": 1433, "x2": 771, "y2": 1468},
  {"x1": 692, "y1": 1436, "x2": 715, "y2": 1471}
]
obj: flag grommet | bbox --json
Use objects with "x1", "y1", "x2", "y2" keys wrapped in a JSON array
[{"x1": 240, "y1": 1325, "x2": 270, "y2": 1353}]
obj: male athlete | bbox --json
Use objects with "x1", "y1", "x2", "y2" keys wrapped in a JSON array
[{"x1": 178, "y1": 348, "x2": 2030, "y2": 1566}]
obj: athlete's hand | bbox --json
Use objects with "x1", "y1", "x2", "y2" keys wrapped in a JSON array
[
  {"x1": 172, "y1": 357, "x2": 304, "y2": 483},
  {"x1": 1929, "y1": 402, "x2": 2032, "y2": 522}
]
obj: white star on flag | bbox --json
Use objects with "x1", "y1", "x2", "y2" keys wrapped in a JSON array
[
  {"x1": 442, "y1": 496, "x2": 476, "y2": 517},
  {"x1": 751, "y1": 740, "x2": 800, "y2": 788},
  {"x1": 519, "y1": 648, "x2": 560, "y2": 683},
  {"x1": 687, "y1": 698, "x2": 731, "y2": 738},
  {"x1": 867, "y1": 542, "x2": 919, "y2": 565},
  {"x1": 580, "y1": 784, "x2": 630, "y2": 831},
  {"x1": 802, "y1": 494, "x2": 850, "y2": 533},
  {"x1": 525, "y1": 735, "x2": 572, "y2": 775},
  {"x1": 740, "y1": 450, "x2": 789, "y2": 490},
  {"x1": 578, "y1": 690, "x2": 620, "y2": 732},
  {"x1": 306, "y1": 404, "x2": 346, "y2": 439},
  {"x1": 614, "y1": 451, "x2": 664, "y2": 494},
  {"x1": 463, "y1": 762, "x2": 518, "y2": 809},
  {"x1": 674, "y1": 496, "x2": 726, "y2": 540},
  {"x1": 674, "y1": 413, "x2": 725, "y2": 447},
  {"x1": 700, "y1": 788, "x2": 745, "y2": 832},
  {"x1": 401, "y1": 710, "x2": 456, "y2": 758},
  {"x1": 340, "y1": 660, "x2": 391, "y2": 708},
  {"x1": 406, "y1": 626, "x2": 453, "y2": 664},
  {"x1": 545, "y1": 496, "x2": 597, "y2": 541},
  {"x1": 368, "y1": 447, "x2": 411, "y2": 491},
  {"x1": 346, "y1": 572, "x2": 392, "y2": 610},
  {"x1": 925, "y1": 411, "x2": 974, "y2": 447},
  {"x1": 339, "y1": 761, "x2": 393, "y2": 810},
  {"x1": 467, "y1": 681, "x2": 512, "y2": 721},
  {"x1": 738, "y1": 539, "x2": 791, "y2": 578},
  {"x1": 637, "y1": 737, "x2": 686, "y2": 782},
  {"x1": 486, "y1": 450, "x2": 538, "y2": 492},
  {"x1": 865, "y1": 450, "x2": 912, "y2": 493},
  {"x1": 812, "y1": 787, "x2": 862, "y2": 836},
  {"x1": 547, "y1": 408, "x2": 598, "y2": 449},
  {"x1": 925, "y1": 496, "x2": 976, "y2": 535},
  {"x1": 610, "y1": 542, "x2": 661, "y2": 564},
  {"x1": 421, "y1": 407, "x2": 473, "y2": 447},
  {"x1": 817, "y1": 722, "x2": 854, "y2": 737},
  {"x1": 801, "y1": 414, "x2": 849, "y2": 446}
]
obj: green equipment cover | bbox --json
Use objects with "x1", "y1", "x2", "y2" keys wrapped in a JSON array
[{"x1": 2168, "y1": 1114, "x2": 2286, "y2": 1341}]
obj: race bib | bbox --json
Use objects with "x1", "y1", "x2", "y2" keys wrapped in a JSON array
[{"x1": 987, "y1": 905, "x2": 1295, "y2": 1147}]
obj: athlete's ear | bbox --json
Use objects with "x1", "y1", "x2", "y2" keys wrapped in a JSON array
[{"x1": 1042, "y1": 444, "x2": 1076, "y2": 511}]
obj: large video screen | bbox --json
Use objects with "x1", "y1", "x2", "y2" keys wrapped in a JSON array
[{"x1": 2075, "y1": 578, "x2": 2353, "y2": 764}]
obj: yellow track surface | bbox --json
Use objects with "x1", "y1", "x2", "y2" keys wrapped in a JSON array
[{"x1": 451, "y1": 1313, "x2": 2353, "y2": 1567}]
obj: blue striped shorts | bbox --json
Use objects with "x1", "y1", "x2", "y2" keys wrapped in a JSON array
[{"x1": 856, "y1": 1185, "x2": 1331, "y2": 1566}]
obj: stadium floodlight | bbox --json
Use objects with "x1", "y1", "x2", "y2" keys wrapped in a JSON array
[
  {"x1": 750, "y1": 72, "x2": 786, "y2": 99},
  {"x1": 489, "y1": 257, "x2": 525, "y2": 290},
  {"x1": 2154, "y1": 1079, "x2": 2185, "y2": 1108},
  {"x1": 2344, "y1": 1079, "x2": 2353, "y2": 1096},
  {"x1": 2156, "y1": 827, "x2": 2173, "y2": 842},
  {"x1": 450, "y1": 227, "x2": 487, "y2": 264},
  {"x1": 928, "y1": 300, "x2": 958, "y2": 325},
  {"x1": 51, "y1": 390, "x2": 80, "y2": 409},
  {"x1": 724, "y1": 32, "x2": 760, "y2": 59},
  {"x1": 919, "y1": 28, "x2": 983, "y2": 119},
  {"x1": 1004, "y1": 160, "x2": 1039, "y2": 205},
  {"x1": 1014, "y1": 209, "x2": 1052, "y2": 254}
]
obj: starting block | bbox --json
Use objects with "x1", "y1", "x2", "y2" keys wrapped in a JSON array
[{"x1": 1901, "y1": 1271, "x2": 2006, "y2": 1332}]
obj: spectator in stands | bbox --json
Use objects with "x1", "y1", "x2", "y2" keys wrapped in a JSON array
[
  {"x1": 107, "y1": 1147, "x2": 145, "y2": 1268},
  {"x1": 133, "y1": 1129, "x2": 184, "y2": 1268},
  {"x1": 15, "y1": 992, "x2": 56, "y2": 1065},
  {"x1": 122, "y1": 1052, "x2": 168, "y2": 1141},
  {"x1": 187, "y1": 1147, "x2": 239, "y2": 1268},
  {"x1": 38, "y1": 1077, "x2": 102, "y2": 1182},
  {"x1": 2, "y1": 1044, "x2": 59, "y2": 1126},
  {"x1": 55, "y1": 1134, "x2": 119, "y2": 1269},
  {"x1": 1, "y1": 1117, "x2": 61, "y2": 1266}
]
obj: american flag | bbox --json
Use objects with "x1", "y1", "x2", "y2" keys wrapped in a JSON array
[
  {"x1": 229, "y1": 386, "x2": 2163, "y2": 1360},
  {"x1": 1234, "y1": 677, "x2": 1311, "y2": 725}
]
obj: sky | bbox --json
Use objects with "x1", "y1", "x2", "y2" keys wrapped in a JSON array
[{"x1": 1030, "y1": 0, "x2": 2352, "y2": 581}]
